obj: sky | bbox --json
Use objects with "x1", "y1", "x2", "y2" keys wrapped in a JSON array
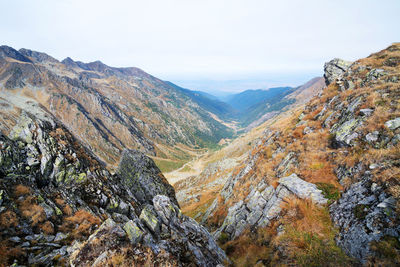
[{"x1": 1, "y1": 0, "x2": 399, "y2": 93}]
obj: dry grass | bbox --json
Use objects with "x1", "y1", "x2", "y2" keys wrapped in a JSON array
[
  {"x1": 273, "y1": 198, "x2": 354, "y2": 266},
  {"x1": 18, "y1": 196, "x2": 46, "y2": 227},
  {"x1": 55, "y1": 197, "x2": 73, "y2": 215},
  {"x1": 0, "y1": 241, "x2": 25, "y2": 267},
  {"x1": 60, "y1": 209, "x2": 101, "y2": 240},
  {"x1": 220, "y1": 226, "x2": 277, "y2": 267},
  {"x1": 0, "y1": 210, "x2": 18, "y2": 228},
  {"x1": 182, "y1": 190, "x2": 220, "y2": 220},
  {"x1": 207, "y1": 197, "x2": 228, "y2": 229},
  {"x1": 14, "y1": 184, "x2": 30, "y2": 196},
  {"x1": 40, "y1": 221, "x2": 55, "y2": 235}
]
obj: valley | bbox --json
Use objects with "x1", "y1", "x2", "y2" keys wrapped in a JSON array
[{"x1": 0, "y1": 43, "x2": 399, "y2": 266}]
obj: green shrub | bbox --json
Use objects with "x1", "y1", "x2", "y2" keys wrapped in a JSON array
[{"x1": 316, "y1": 182, "x2": 340, "y2": 203}]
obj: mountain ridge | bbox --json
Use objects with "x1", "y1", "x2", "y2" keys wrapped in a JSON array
[{"x1": 0, "y1": 45, "x2": 235, "y2": 171}]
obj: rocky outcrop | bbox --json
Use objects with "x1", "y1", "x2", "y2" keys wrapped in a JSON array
[
  {"x1": 197, "y1": 44, "x2": 400, "y2": 265},
  {"x1": 324, "y1": 58, "x2": 352, "y2": 86},
  {"x1": 0, "y1": 108, "x2": 226, "y2": 266},
  {"x1": 213, "y1": 174, "x2": 327, "y2": 240},
  {"x1": 330, "y1": 170, "x2": 399, "y2": 262},
  {"x1": 117, "y1": 150, "x2": 178, "y2": 207},
  {"x1": 70, "y1": 195, "x2": 227, "y2": 267}
]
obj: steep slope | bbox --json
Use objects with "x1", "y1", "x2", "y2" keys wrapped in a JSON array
[
  {"x1": 285, "y1": 76, "x2": 325, "y2": 104},
  {"x1": 226, "y1": 87, "x2": 292, "y2": 111},
  {"x1": 0, "y1": 45, "x2": 234, "y2": 170},
  {"x1": 188, "y1": 43, "x2": 400, "y2": 265},
  {"x1": 165, "y1": 81, "x2": 236, "y2": 121},
  {"x1": 0, "y1": 100, "x2": 227, "y2": 266}
]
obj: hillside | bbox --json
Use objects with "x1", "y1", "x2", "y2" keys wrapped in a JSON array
[
  {"x1": 225, "y1": 87, "x2": 292, "y2": 111},
  {"x1": 0, "y1": 45, "x2": 234, "y2": 171},
  {"x1": 0, "y1": 100, "x2": 227, "y2": 265},
  {"x1": 179, "y1": 43, "x2": 400, "y2": 266},
  {"x1": 165, "y1": 81, "x2": 237, "y2": 121}
]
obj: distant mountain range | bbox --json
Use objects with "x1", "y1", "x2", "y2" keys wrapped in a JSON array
[{"x1": 170, "y1": 80, "x2": 324, "y2": 129}]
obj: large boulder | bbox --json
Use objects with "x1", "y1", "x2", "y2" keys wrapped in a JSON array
[
  {"x1": 214, "y1": 174, "x2": 328, "y2": 241},
  {"x1": 117, "y1": 149, "x2": 178, "y2": 207},
  {"x1": 324, "y1": 58, "x2": 352, "y2": 85},
  {"x1": 278, "y1": 173, "x2": 327, "y2": 205}
]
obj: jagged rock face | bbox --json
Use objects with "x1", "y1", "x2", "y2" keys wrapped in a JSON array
[
  {"x1": 0, "y1": 109, "x2": 226, "y2": 266},
  {"x1": 0, "y1": 45, "x2": 233, "y2": 168},
  {"x1": 331, "y1": 168, "x2": 398, "y2": 262},
  {"x1": 324, "y1": 58, "x2": 352, "y2": 86},
  {"x1": 71, "y1": 195, "x2": 227, "y2": 267},
  {"x1": 213, "y1": 174, "x2": 327, "y2": 240},
  {"x1": 117, "y1": 150, "x2": 178, "y2": 207}
]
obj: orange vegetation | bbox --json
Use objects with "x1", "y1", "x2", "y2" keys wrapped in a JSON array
[
  {"x1": 60, "y1": 209, "x2": 101, "y2": 240},
  {"x1": 0, "y1": 210, "x2": 18, "y2": 228},
  {"x1": 18, "y1": 196, "x2": 46, "y2": 227},
  {"x1": 14, "y1": 184, "x2": 30, "y2": 196}
]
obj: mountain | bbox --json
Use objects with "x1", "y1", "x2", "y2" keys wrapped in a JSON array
[
  {"x1": 0, "y1": 45, "x2": 234, "y2": 171},
  {"x1": 225, "y1": 87, "x2": 292, "y2": 111},
  {"x1": 0, "y1": 102, "x2": 227, "y2": 265},
  {"x1": 177, "y1": 43, "x2": 400, "y2": 265},
  {"x1": 165, "y1": 81, "x2": 236, "y2": 121},
  {"x1": 193, "y1": 90, "x2": 220, "y2": 101}
]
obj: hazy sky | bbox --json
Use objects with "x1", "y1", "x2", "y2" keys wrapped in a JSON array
[{"x1": 1, "y1": 0, "x2": 399, "y2": 93}]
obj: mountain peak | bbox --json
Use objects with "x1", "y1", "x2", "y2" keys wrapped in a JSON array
[
  {"x1": 0, "y1": 45, "x2": 32, "y2": 63},
  {"x1": 19, "y1": 48, "x2": 59, "y2": 64}
]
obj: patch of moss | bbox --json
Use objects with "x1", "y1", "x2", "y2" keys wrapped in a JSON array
[
  {"x1": 218, "y1": 232, "x2": 230, "y2": 245},
  {"x1": 370, "y1": 235, "x2": 400, "y2": 264},
  {"x1": 353, "y1": 204, "x2": 370, "y2": 220},
  {"x1": 316, "y1": 183, "x2": 340, "y2": 203}
]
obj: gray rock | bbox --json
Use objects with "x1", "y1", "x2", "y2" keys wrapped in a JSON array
[
  {"x1": 303, "y1": 126, "x2": 313, "y2": 135},
  {"x1": 324, "y1": 58, "x2": 352, "y2": 85},
  {"x1": 41, "y1": 203, "x2": 55, "y2": 219},
  {"x1": 330, "y1": 174, "x2": 399, "y2": 263},
  {"x1": 9, "y1": 236, "x2": 21, "y2": 243},
  {"x1": 366, "y1": 68, "x2": 387, "y2": 81},
  {"x1": 117, "y1": 150, "x2": 178, "y2": 207},
  {"x1": 365, "y1": 131, "x2": 379, "y2": 143},
  {"x1": 360, "y1": 108, "x2": 374, "y2": 116},
  {"x1": 332, "y1": 118, "x2": 363, "y2": 147},
  {"x1": 201, "y1": 198, "x2": 218, "y2": 224},
  {"x1": 118, "y1": 200, "x2": 130, "y2": 214},
  {"x1": 21, "y1": 241, "x2": 30, "y2": 247},
  {"x1": 278, "y1": 174, "x2": 328, "y2": 205},
  {"x1": 139, "y1": 205, "x2": 161, "y2": 234},
  {"x1": 385, "y1": 118, "x2": 400, "y2": 130},
  {"x1": 54, "y1": 232, "x2": 68, "y2": 242},
  {"x1": 276, "y1": 151, "x2": 297, "y2": 177},
  {"x1": 123, "y1": 220, "x2": 144, "y2": 244}
]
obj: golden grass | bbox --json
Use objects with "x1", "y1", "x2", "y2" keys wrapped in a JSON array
[
  {"x1": 220, "y1": 226, "x2": 277, "y2": 267},
  {"x1": 14, "y1": 184, "x2": 31, "y2": 196},
  {"x1": 40, "y1": 221, "x2": 55, "y2": 235},
  {"x1": 0, "y1": 241, "x2": 25, "y2": 267},
  {"x1": 0, "y1": 210, "x2": 18, "y2": 228},
  {"x1": 274, "y1": 198, "x2": 354, "y2": 266},
  {"x1": 60, "y1": 209, "x2": 101, "y2": 240},
  {"x1": 18, "y1": 196, "x2": 46, "y2": 227}
]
